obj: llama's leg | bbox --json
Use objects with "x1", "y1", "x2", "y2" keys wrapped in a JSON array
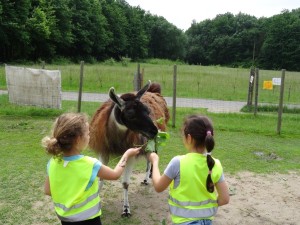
[
  {"x1": 141, "y1": 159, "x2": 151, "y2": 185},
  {"x1": 98, "y1": 154, "x2": 109, "y2": 191},
  {"x1": 121, "y1": 157, "x2": 135, "y2": 217}
]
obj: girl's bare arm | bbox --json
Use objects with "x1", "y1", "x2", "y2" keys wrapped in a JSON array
[
  {"x1": 44, "y1": 176, "x2": 51, "y2": 196},
  {"x1": 149, "y1": 153, "x2": 172, "y2": 192},
  {"x1": 97, "y1": 147, "x2": 140, "y2": 180},
  {"x1": 215, "y1": 180, "x2": 230, "y2": 206}
]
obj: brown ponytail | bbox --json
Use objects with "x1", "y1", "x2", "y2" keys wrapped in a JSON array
[{"x1": 205, "y1": 131, "x2": 215, "y2": 193}]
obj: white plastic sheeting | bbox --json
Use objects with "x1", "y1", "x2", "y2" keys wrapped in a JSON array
[{"x1": 5, "y1": 65, "x2": 62, "y2": 109}]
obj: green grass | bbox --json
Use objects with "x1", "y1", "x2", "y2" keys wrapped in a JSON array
[
  {"x1": 1, "y1": 62, "x2": 300, "y2": 104},
  {"x1": 0, "y1": 62, "x2": 299, "y2": 224},
  {"x1": 0, "y1": 103, "x2": 299, "y2": 225},
  {"x1": 241, "y1": 104, "x2": 300, "y2": 113}
]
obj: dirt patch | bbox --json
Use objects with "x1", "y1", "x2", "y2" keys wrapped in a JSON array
[{"x1": 100, "y1": 171, "x2": 300, "y2": 225}]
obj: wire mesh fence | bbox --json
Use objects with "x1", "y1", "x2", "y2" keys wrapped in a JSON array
[{"x1": 1, "y1": 63, "x2": 299, "y2": 133}]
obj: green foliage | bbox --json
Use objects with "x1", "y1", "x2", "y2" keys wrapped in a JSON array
[
  {"x1": 144, "y1": 15, "x2": 187, "y2": 60},
  {"x1": 144, "y1": 131, "x2": 170, "y2": 153},
  {"x1": 0, "y1": 0, "x2": 186, "y2": 63},
  {"x1": 241, "y1": 104, "x2": 300, "y2": 113},
  {"x1": 0, "y1": 0, "x2": 31, "y2": 60},
  {"x1": 103, "y1": 58, "x2": 116, "y2": 66},
  {"x1": 101, "y1": 0, "x2": 129, "y2": 59},
  {"x1": 1, "y1": 2, "x2": 300, "y2": 71},
  {"x1": 258, "y1": 9, "x2": 300, "y2": 71},
  {"x1": 68, "y1": 0, "x2": 108, "y2": 60},
  {"x1": 50, "y1": 0, "x2": 73, "y2": 57},
  {"x1": 144, "y1": 58, "x2": 185, "y2": 65},
  {"x1": 120, "y1": 57, "x2": 131, "y2": 67},
  {"x1": 186, "y1": 13, "x2": 262, "y2": 67}
]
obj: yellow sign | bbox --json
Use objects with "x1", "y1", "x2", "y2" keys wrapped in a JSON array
[{"x1": 263, "y1": 81, "x2": 273, "y2": 90}]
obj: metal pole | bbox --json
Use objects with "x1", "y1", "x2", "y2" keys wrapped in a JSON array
[
  {"x1": 77, "y1": 61, "x2": 84, "y2": 113},
  {"x1": 277, "y1": 69, "x2": 285, "y2": 135},
  {"x1": 172, "y1": 65, "x2": 177, "y2": 128}
]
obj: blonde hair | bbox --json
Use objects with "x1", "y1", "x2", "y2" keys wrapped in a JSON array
[{"x1": 42, "y1": 113, "x2": 88, "y2": 156}]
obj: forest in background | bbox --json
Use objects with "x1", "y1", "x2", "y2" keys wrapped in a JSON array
[{"x1": 0, "y1": 0, "x2": 299, "y2": 71}]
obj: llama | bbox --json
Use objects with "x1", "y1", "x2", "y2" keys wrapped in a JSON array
[{"x1": 89, "y1": 81, "x2": 169, "y2": 217}]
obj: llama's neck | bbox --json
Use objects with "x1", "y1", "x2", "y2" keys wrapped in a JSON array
[{"x1": 109, "y1": 106, "x2": 127, "y2": 132}]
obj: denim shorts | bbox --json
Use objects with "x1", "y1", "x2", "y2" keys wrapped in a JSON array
[
  {"x1": 187, "y1": 219, "x2": 212, "y2": 225},
  {"x1": 61, "y1": 216, "x2": 102, "y2": 225}
]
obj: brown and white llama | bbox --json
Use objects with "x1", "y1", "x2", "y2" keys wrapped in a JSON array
[{"x1": 89, "y1": 81, "x2": 169, "y2": 217}]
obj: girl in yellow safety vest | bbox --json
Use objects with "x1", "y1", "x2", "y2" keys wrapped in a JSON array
[
  {"x1": 148, "y1": 115, "x2": 229, "y2": 225},
  {"x1": 42, "y1": 113, "x2": 140, "y2": 225}
]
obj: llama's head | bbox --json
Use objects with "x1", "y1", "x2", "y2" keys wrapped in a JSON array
[{"x1": 109, "y1": 81, "x2": 158, "y2": 139}]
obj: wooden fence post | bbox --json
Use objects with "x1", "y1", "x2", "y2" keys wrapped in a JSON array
[
  {"x1": 254, "y1": 68, "x2": 259, "y2": 116},
  {"x1": 77, "y1": 61, "x2": 84, "y2": 113},
  {"x1": 247, "y1": 67, "x2": 255, "y2": 106},
  {"x1": 134, "y1": 63, "x2": 142, "y2": 91},
  {"x1": 172, "y1": 65, "x2": 177, "y2": 128},
  {"x1": 277, "y1": 69, "x2": 286, "y2": 135}
]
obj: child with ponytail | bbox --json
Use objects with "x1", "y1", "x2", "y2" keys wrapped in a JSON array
[
  {"x1": 148, "y1": 115, "x2": 229, "y2": 225},
  {"x1": 42, "y1": 113, "x2": 140, "y2": 225}
]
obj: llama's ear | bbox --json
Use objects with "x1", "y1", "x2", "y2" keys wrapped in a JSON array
[
  {"x1": 109, "y1": 87, "x2": 125, "y2": 110},
  {"x1": 136, "y1": 80, "x2": 151, "y2": 99}
]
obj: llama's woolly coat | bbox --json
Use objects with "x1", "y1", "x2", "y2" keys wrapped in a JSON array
[{"x1": 89, "y1": 83, "x2": 169, "y2": 159}]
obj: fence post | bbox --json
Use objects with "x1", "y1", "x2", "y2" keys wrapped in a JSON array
[
  {"x1": 77, "y1": 61, "x2": 84, "y2": 113},
  {"x1": 247, "y1": 67, "x2": 255, "y2": 106},
  {"x1": 277, "y1": 69, "x2": 286, "y2": 135},
  {"x1": 134, "y1": 63, "x2": 142, "y2": 91},
  {"x1": 254, "y1": 68, "x2": 259, "y2": 116},
  {"x1": 172, "y1": 65, "x2": 177, "y2": 128},
  {"x1": 140, "y1": 67, "x2": 144, "y2": 88}
]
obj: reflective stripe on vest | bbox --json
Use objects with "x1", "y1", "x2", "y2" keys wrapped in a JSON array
[
  {"x1": 169, "y1": 204, "x2": 217, "y2": 218},
  {"x1": 54, "y1": 191, "x2": 100, "y2": 212},
  {"x1": 56, "y1": 201, "x2": 101, "y2": 222},
  {"x1": 49, "y1": 156, "x2": 101, "y2": 222},
  {"x1": 168, "y1": 153, "x2": 222, "y2": 224},
  {"x1": 169, "y1": 195, "x2": 217, "y2": 207}
]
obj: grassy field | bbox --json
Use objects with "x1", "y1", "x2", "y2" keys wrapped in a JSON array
[
  {"x1": 0, "y1": 62, "x2": 299, "y2": 224},
  {"x1": 0, "y1": 94, "x2": 299, "y2": 224},
  {"x1": 1, "y1": 62, "x2": 300, "y2": 104}
]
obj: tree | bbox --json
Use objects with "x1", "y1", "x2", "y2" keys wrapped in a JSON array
[
  {"x1": 144, "y1": 15, "x2": 187, "y2": 60},
  {"x1": 68, "y1": 0, "x2": 108, "y2": 61},
  {"x1": 0, "y1": 0, "x2": 31, "y2": 61},
  {"x1": 26, "y1": 0, "x2": 57, "y2": 60},
  {"x1": 49, "y1": 0, "x2": 73, "y2": 58},
  {"x1": 101, "y1": 0, "x2": 129, "y2": 59},
  {"x1": 258, "y1": 9, "x2": 300, "y2": 70},
  {"x1": 185, "y1": 12, "x2": 261, "y2": 67}
]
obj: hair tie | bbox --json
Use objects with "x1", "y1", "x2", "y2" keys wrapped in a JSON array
[
  {"x1": 208, "y1": 170, "x2": 212, "y2": 175},
  {"x1": 51, "y1": 137, "x2": 58, "y2": 144},
  {"x1": 206, "y1": 131, "x2": 212, "y2": 136},
  {"x1": 203, "y1": 152, "x2": 211, "y2": 157}
]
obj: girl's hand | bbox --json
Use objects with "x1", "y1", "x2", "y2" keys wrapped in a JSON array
[
  {"x1": 125, "y1": 147, "x2": 141, "y2": 157},
  {"x1": 148, "y1": 152, "x2": 159, "y2": 163}
]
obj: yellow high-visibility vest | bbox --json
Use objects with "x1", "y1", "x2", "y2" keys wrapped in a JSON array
[
  {"x1": 49, "y1": 156, "x2": 101, "y2": 222},
  {"x1": 168, "y1": 153, "x2": 223, "y2": 224}
]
